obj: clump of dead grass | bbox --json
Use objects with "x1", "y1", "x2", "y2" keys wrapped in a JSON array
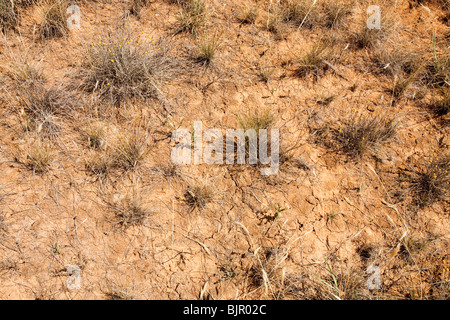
[
  {"x1": 238, "y1": 108, "x2": 275, "y2": 133},
  {"x1": 111, "y1": 131, "x2": 148, "y2": 171},
  {"x1": 265, "y1": 0, "x2": 351, "y2": 37},
  {"x1": 256, "y1": 64, "x2": 274, "y2": 83},
  {"x1": 424, "y1": 48, "x2": 450, "y2": 88},
  {"x1": 372, "y1": 44, "x2": 422, "y2": 77},
  {"x1": 265, "y1": 7, "x2": 285, "y2": 37},
  {"x1": 130, "y1": 0, "x2": 149, "y2": 18},
  {"x1": 194, "y1": 31, "x2": 221, "y2": 65},
  {"x1": 295, "y1": 42, "x2": 329, "y2": 78},
  {"x1": 10, "y1": 62, "x2": 46, "y2": 86},
  {"x1": 294, "y1": 38, "x2": 340, "y2": 78},
  {"x1": 431, "y1": 88, "x2": 450, "y2": 115},
  {"x1": 174, "y1": 0, "x2": 207, "y2": 35},
  {"x1": 0, "y1": 0, "x2": 19, "y2": 32},
  {"x1": 233, "y1": 108, "x2": 279, "y2": 169},
  {"x1": 184, "y1": 179, "x2": 214, "y2": 210},
  {"x1": 335, "y1": 111, "x2": 397, "y2": 157},
  {"x1": 309, "y1": 261, "x2": 365, "y2": 300},
  {"x1": 412, "y1": 153, "x2": 450, "y2": 207},
  {"x1": 0, "y1": 211, "x2": 7, "y2": 235},
  {"x1": 19, "y1": 84, "x2": 77, "y2": 138},
  {"x1": 85, "y1": 152, "x2": 110, "y2": 177},
  {"x1": 85, "y1": 123, "x2": 106, "y2": 149},
  {"x1": 25, "y1": 138, "x2": 54, "y2": 174},
  {"x1": 351, "y1": 10, "x2": 395, "y2": 49},
  {"x1": 280, "y1": 0, "x2": 321, "y2": 29},
  {"x1": 388, "y1": 66, "x2": 424, "y2": 100},
  {"x1": 151, "y1": 163, "x2": 181, "y2": 182},
  {"x1": 38, "y1": 0, "x2": 69, "y2": 39},
  {"x1": 237, "y1": 3, "x2": 258, "y2": 24},
  {"x1": 109, "y1": 193, "x2": 150, "y2": 228},
  {"x1": 321, "y1": 1, "x2": 352, "y2": 29},
  {"x1": 248, "y1": 247, "x2": 289, "y2": 298},
  {"x1": 77, "y1": 33, "x2": 174, "y2": 106},
  {"x1": 247, "y1": 247, "x2": 324, "y2": 299}
]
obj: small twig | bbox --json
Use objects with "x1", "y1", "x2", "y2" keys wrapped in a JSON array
[
  {"x1": 184, "y1": 234, "x2": 211, "y2": 255},
  {"x1": 234, "y1": 221, "x2": 254, "y2": 252}
]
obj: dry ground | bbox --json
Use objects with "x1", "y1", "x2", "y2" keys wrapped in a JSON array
[{"x1": 0, "y1": 0, "x2": 449, "y2": 299}]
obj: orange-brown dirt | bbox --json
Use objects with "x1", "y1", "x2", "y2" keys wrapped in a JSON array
[{"x1": 0, "y1": 0, "x2": 449, "y2": 299}]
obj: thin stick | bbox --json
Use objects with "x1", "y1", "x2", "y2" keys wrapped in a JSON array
[{"x1": 184, "y1": 234, "x2": 211, "y2": 255}]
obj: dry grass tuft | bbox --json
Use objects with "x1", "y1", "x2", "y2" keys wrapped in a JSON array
[
  {"x1": 372, "y1": 45, "x2": 422, "y2": 77},
  {"x1": 351, "y1": 11, "x2": 395, "y2": 49},
  {"x1": 265, "y1": 7, "x2": 285, "y2": 37},
  {"x1": 247, "y1": 247, "x2": 318, "y2": 299},
  {"x1": 25, "y1": 138, "x2": 54, "y2": 174},
  {"x1": 238, "y1": 108, "x2": 275, "y2": 133},
  {"x1": 234, "y1": 108, "x2": 277, "y2": 168},
  {"x1": 256, "y1": 64, "x2": 274, "y2": 83},
  {"x1": 109, "y1": 193, "x2": 150, "y2": 228},
  {"x1": 321, "y1": 1, "x2": 352, "y2": 29},
  {"x1": 294, "y1": 38, "x2": 338, "y2": 78},
  {"x1": 432, "y1": 88, "x2": 450, "y2": 115},
  {"x1": 174, "y1": 0, "x2": 207, "y2": 35},
  {"x1": 309, "y1": 262, "x2": 365, "y2": 300},
  {"x1": 335, "y1": 112, "x2": 397, "y2": 157},
  {"x1": 0, "y1": 0, "x2": 19, "y2": 32},
  {"x1": 184, "y1": 179, "x2": 214, "y2": 210},
  {"x1": 237, "y1": 3, "x2": 258, "y2": 24},
  {"x1": 194, "y1": 31, "x2": 221, "y2": 65},
  {"x1": 389, "y1": 66, "x2": 423, "y2": 99},
  {"x1": 0, "y1": 211, "x2": 7, "y2": 235},
  {"x1": 151, "y1": 163, "x2": 181, "y2": 182},
  {"x1": 10, "y1": 62, "x2": 46, "y2": 86},
  {"x1": 281, "y1": 0, "x2": 321, "y2": 29},
  {"x1": 424, "y1": 48, "x2": 450, "y2": 88},
  {"x1": 412, "y1": 153, "x2": 450, "y2": 207},
  {"x1": 19, "y1": 85, "x2": 77, "y2": 138},
  {"x1": 85, "y1": 152, "x2": 110, "y2": 177},
  {"x1": 130, "y1": 0, "x2": 149, "y2": 18},
  {"x1": 85, "y1": 123, "x2": 106, "y2": 149},
  {"x1": 265, "y1": 0, "x2": 351, "y2": 36},
  {"x1": 38, "y1": 0, "x2": 69, "y2": 39},
  {"x1": 77, "y1": 33, "x2": 174, "y2": 106},
  {"x1": 111, "y1": 131, "x2": 148, "y2": 171}
]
